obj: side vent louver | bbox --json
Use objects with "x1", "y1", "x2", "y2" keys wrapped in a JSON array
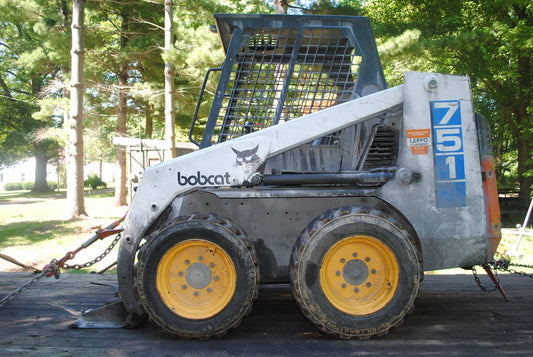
[{"x1": 362, "y1": 125, "x2": 398, "y2": 170}]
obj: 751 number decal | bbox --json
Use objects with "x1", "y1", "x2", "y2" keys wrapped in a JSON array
[{"x1": 431, "y1": 101, "x2": 466, "y2": 208}]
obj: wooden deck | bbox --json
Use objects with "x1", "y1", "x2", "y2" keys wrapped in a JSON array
[{"x1": 1, "y1": 271, "x2": 532, "y2": 356}]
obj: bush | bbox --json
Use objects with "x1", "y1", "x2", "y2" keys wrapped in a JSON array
[
  {"x1": 47, "y1": 181, "x2": 58, "y2": 191},
  {"x1": 3, "y1": 182, "x2": 35, "y2": 191},
  {"x1": 4, "y1": 182, "x2": 24, "y2": 191},
  {"x1": 84, "y1": 174, "x2": 107, "y2": 190},
  {"x1": 22, "y1": 181, "x2": 34, "y2": 190}
]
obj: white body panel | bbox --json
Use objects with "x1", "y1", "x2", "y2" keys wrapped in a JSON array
[
  {"x1": 379, "y1": 72, "x2": 488, "y2": 269},
  {"x1": 122, "y1": 85, "x2": 404, "y2": 241}
]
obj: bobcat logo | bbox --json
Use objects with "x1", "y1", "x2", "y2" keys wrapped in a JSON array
[{"x1": 232, "y1": 145, "x2": 261, "y2": 175}]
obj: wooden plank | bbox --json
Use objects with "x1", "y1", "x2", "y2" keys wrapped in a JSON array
[{"x1": 1, "y1": 272, "x2": 532, "y2": 356}]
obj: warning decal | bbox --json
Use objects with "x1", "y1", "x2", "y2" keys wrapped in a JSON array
[{"x1": 406, "y1": 129, "x2": 431, "y2": 155}]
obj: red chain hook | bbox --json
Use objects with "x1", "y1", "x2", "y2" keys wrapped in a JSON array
[{"x1": 42, "y1": 214, "x2": 126, "y2": 278}]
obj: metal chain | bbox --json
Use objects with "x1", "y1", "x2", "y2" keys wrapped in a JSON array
[
  {"x1": 504, "y1": 262, "x2": 533, "y2": 279},
  {"x1": 489, "y1": 259, "x2": 533, "y2": 279},
  {"x1": 473, "y1": 258, "x2": 533, "y2": 294},
  {"x1": 507, "y1": 268, "x2": 533, "y2": 279},
  {"x1": 472, "y1": 265, "x2": 501, "y2": 292},
  {"x1": 62, "y1": 234, "x2": 121, "y2": 271},
  {"x1": 0, "y1": 217, "x2": 125, "y2": 309},
  {"x1": 0, "y1": 235, "x2": 121, "y2": 308},
  {"x1": 508, "y1": 262, "x2": 533, "y2": 269},
  {"x1": 0, "y1": 263, "x2": 58, "y2": 308}
]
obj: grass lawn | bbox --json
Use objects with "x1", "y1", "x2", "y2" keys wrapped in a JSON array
[
  {"x1": 0, "y1": 189, "x2": 127, "y2": 273},
  {"x1": 1, "y1": 189, "x2": 532, "y2": 277}
]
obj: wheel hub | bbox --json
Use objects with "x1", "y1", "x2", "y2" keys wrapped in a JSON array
[
  {"x1": 320, "y1": 235, "x2": 399, "y2": 316},
  {"x1": 185, "y1": 263, "x2": 212, "y2": 290},
  {"x1": 342, "y1": 259, "x2": 369, "y2": 286}
]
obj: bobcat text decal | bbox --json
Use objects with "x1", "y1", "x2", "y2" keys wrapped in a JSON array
[
  {"x1": 177, "y1": 171, "x2": 231, "y2": 186},
  {"x1": 176, "y1": 144, "x2": 262, "y2": 187}
]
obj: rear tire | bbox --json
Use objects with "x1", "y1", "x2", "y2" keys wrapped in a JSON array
[
  {"x1": 289, "y1": 206, "x2": 420, "y2": 339},
  {"x1": 137, "y1": 214, "x2": 259, "y2": 339}
]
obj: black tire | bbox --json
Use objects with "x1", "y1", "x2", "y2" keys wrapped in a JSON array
[
  {"x1": 137, "y1": 214, "x2": 259, "y2": 339},
  {"x1": 289, "y1": 206, "x2": 421, "y2": 339}
]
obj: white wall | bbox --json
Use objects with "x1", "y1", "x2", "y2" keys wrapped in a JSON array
[
  {"x1": 0, "y1": 159, "x2": 116, "y2": 190},
  {"x1": 0, "y1": 159, "x2": 58, "y2": 190}
]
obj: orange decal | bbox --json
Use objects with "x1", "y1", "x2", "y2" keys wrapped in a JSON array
[{"x1": 406, "y1": 129, "x2": 431, "y2": 155}]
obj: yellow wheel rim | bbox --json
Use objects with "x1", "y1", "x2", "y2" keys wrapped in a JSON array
[
  {"x1": 156, "y1": 239, "x2": 236, "y2": 319},
  {"x1": 320, "y1": 235, "x2": 399, "y2": 316}
]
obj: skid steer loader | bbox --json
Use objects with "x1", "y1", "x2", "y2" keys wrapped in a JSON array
[{"x1": 112, "y1": 14, "x2": 501, "y2": 339}]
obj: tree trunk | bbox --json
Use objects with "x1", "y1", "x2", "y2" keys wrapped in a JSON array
[
  {"x1": 164, "y1": 0, "x2": 176, "y2": 158},
  {"x1": 32, "y1": 146, "x2": 49, "y2": 192},
  {"x1": 146, "y1": 105, "x2": 153, "y2": 138},
  {"x1": 114, "y1": 13, "x2": 129, "y2": 207},
  {"x1": 516, "y1": 134, "x2": 533, "y2": 207},
  {"x1": 67, "y1": 0, "x2": 87, "y2": 217},
  {"x1": 114, "y1": 70, "x2": 128, "y2": 206},
  {"x1": 274, "y1": 0, "x2": 288, "y2": 14},
  {"x1": 99, "y1": 158, "x2": 103, "y2": 180}
]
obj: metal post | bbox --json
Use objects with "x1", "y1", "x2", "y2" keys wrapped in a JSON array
[{"x1": 511, "y1": 197, "x2": 533, "y2": 255}]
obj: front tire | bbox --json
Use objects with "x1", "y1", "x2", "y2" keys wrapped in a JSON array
[
  {"x1": 137, "y1": 214, "x2": 259, "y2": 339},
  {"x1": 289, "y1": 206, "x2": 421, "y2": 339}
]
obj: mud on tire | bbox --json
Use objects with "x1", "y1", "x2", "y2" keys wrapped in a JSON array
[
  {"x1": 137, "y1": 214, "x2": 259, "y2": 339},
  {"x1": 289, "y1": 206, "x2": 421, "y2": 339}
]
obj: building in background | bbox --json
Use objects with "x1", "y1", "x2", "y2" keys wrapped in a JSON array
[{"x1": 0, "y1": 159, "x2": 114, "y2": 191}]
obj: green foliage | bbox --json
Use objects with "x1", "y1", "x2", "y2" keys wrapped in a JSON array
[
  {"x1": 298, "y1": 0, "x2": 362, "y2": 15},
  {"x1": 1, "y1": 181, "x2": 59, "y2": 192},
  {"x1": 3, "y1": 182, "x2": 24, "y2": 191},
  {"x1": 84, "y1": 174, "x2": 107, "y2": 190},
  {"x1": 22, "y1": 182, "x2": 34, "y2": 190},
  {"x1": 3, "y1": 0, "x2": 527, "y2": 202},
  {"x1": 0, "y1": 0, "x2": 66, "y2": 196},
  {"x1": 3, "y1": 182, "x2": 42, "y2": 191},
  {"x1": 0, "y1": 96, "x2": 40, "y2": 165},
  {"x1": 47, "y1": 181, "x2": 58, "y2": 190},
  {"x1": 1, "y1": 0, "x2": 272, "y2": 175},
  {"x1": 364, "y1": 0, "x2": 533, "y2": 201}
]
